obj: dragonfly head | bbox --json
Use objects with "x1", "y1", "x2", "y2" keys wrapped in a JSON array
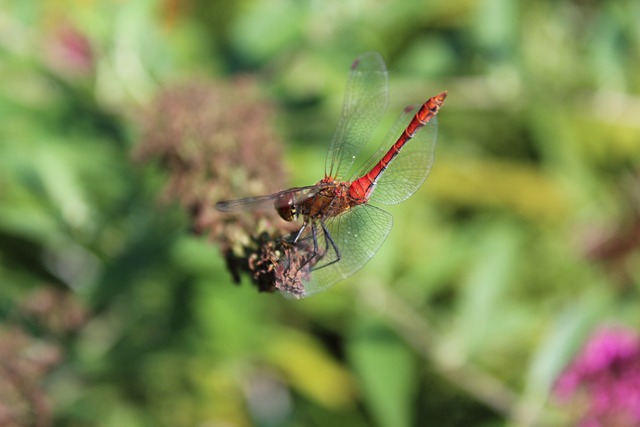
[{"x1": 275, "y1": 193, "x2": 298, "y2": 222}]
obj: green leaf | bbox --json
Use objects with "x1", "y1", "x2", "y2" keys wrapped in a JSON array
[
  {"x1": 454, "y1": 223, "x2": 519, "y2": 354},
  {"x1": 266, "y1": 328, "x2": 357, "y2": 410},
  {"x1": 525, "y1": 289, "x2": 612, "y2": 397},
  {"x1": 347, "y1": 315, "x2": 417, "y2": 427}
]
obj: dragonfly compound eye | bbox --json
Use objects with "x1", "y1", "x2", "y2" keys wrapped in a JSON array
[{"x1": 275, "y1": 195, "x2": 297, "y2": 222}]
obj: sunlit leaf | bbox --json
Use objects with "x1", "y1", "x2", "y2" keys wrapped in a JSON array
[
  {"x1": 266, "y1": 328, "x2": 357, "y2": 410},
  {"x1": 347, "y1": 316, "x2": 417, "y2": 427}
]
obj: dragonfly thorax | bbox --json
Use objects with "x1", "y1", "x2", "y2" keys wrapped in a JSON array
[{"x1": 297, "y1": 180, "x2": 357, "y2": 220}]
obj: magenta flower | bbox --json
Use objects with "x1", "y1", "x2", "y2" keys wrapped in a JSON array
[
  {"x1": 46, "y1": 23, "x2": 94, "y2": 77},
  {"x1": 554, "y1": 326, "x2": 640, "y2": 427}
]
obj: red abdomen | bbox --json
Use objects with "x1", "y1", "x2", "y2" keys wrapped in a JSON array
[{"x1": 348, "y1": 91, "x2": 447, "y2": 202}]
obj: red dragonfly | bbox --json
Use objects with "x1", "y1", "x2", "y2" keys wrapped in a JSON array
[{"x1": 216, "y1": 52, "x2": 446, "y2": 298}]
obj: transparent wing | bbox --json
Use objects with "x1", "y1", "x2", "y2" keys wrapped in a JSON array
[
  {"x1": 280, "y1": 204, "x2": 393, "y2": 298},
  {"x1": 325, "y1": 52, "x2": 389, "y2": 180},
  {"x1": 367, "y1": 110, "x2": 438, "y2": 205},
  {"x1": 215, "y1": 185, "x2": 321, "y2": 213}
]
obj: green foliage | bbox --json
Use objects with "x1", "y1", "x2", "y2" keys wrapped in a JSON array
[
  {"x1": 1, "y1": 0, "x2": 640, "y2": 426},
  {"x1": 348, "y1": 315, "x2": 418, "y2": 427}
]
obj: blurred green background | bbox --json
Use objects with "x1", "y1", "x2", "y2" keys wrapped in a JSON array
[{"x1": 1, "y1": 0, "x2": 640, "y2": 426}]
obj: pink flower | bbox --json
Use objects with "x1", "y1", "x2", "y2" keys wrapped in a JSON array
[
  {"x1": 46, "y1": 23, "x2": 94, "y2": 77},
  {"x1": 554, "y1": 327, "x2": 640, "y2": 427}
]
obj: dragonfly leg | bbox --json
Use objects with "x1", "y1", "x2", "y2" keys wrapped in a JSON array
[
  {"x1": 280, "y1": 221, "x2": 314, "y2": 270},
  {"x1": 287, "y1": 220, "x2": 339, "y2": 273},
  {"x1": 291, "y1": 222, "x2": 308, "y2": 244},
  {"x1": 323, "y1": 221, "x2": 341, "y2": 261},
  {"x1": 310, "y1": 221, "x2": 341, "y2": 271},
  {"x1": 293, "y1": 221, "x2": 320, "y2": 271}
]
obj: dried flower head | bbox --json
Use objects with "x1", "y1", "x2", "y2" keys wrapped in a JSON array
[
  {"x1": 0, "y1": 326, "x2": 62, "y2": 427},
  {"x1": 20, "y1": 287, "x2": 88, "y2": 335},
  {"x1": 273, "y1": 244, "x2": 312, "y2": 298},
  {"x1": 136, "y1": 79, "x2": 298, "y2": 293},
  {"x1": 0, "y1": 287, "x2": 86, "y2": 427}
]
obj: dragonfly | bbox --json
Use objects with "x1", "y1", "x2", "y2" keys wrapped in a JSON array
[{"x1": 216, "y1": 52, "x2": 446, "y2": 298}]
